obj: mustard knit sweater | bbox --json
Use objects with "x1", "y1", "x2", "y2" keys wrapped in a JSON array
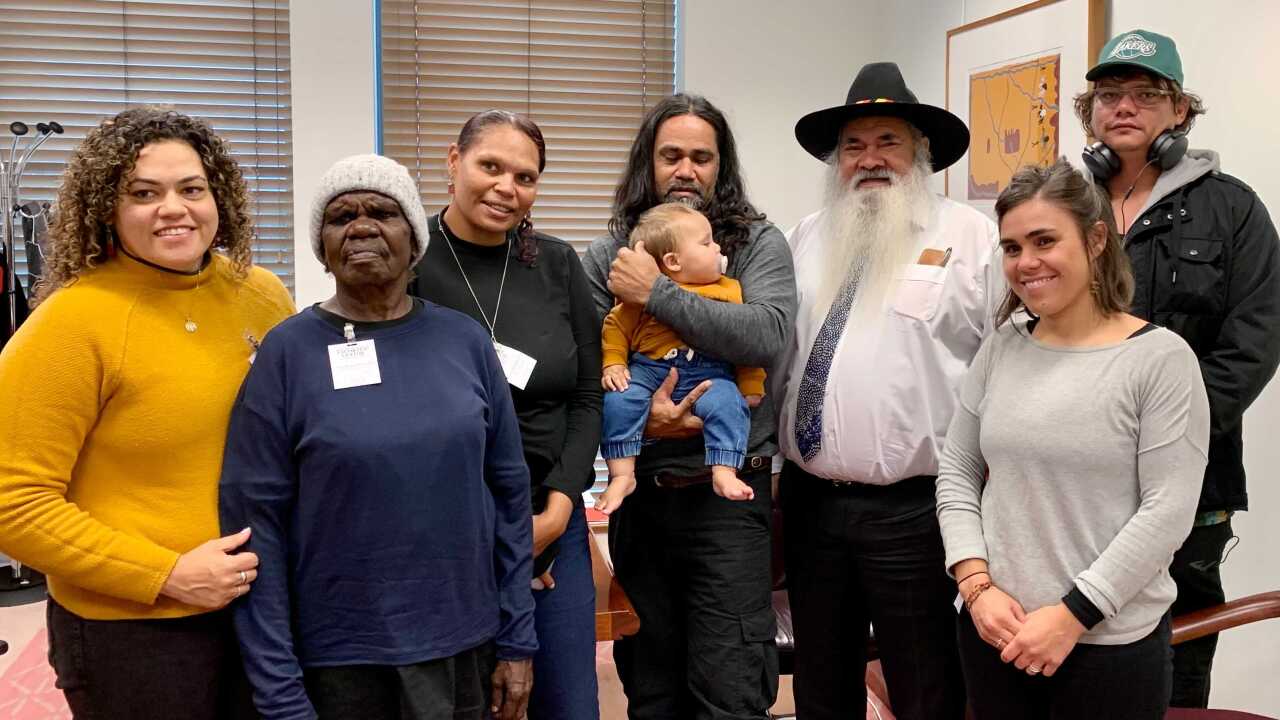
[{"x1": 0, "y1": 253, "x2": 294, "y2": 620}]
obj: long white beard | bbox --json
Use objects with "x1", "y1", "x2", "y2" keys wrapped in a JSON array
[{"x1": 812, "y1": 150, "x2": 935, "y2": 325}]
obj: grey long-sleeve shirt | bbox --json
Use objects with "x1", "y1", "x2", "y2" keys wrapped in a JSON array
[
  {"x1": 936, "y1": 321, "x2": 1210, "y2": 644},
  {"x1": 583, "y1": 221, "x2": 798, "y2": 477}
]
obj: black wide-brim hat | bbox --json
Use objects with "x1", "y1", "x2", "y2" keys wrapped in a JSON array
[{"x1": 795, "y1": 62, "x2": 970, "y2": 173}]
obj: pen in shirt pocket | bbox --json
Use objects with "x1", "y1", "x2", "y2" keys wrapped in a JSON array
[{"x1": 941, "y1": 247, "x2": 953, "y2": 267}]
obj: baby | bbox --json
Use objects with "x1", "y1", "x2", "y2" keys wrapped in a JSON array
[{"x1": 596, "y1": 202, "x2": 765, "y2": 514}]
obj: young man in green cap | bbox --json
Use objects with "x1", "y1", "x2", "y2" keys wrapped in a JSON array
[{"x1": 1075, "y1": 28, "x2": 1280, "y2": 708}]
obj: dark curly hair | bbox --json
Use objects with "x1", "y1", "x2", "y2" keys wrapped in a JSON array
[
  {"x1": 1073, "y1": 70, "x2": 1206, "y2": 137},
  {"x1": 454, "y1": 110, "x2": 547, "y2": 266},
  {"x1": 609, "y1": 94, "x2": 765, "y2": 259},
  {"x1": 35, "y1": 106, "x2": 255, "y2": 303}
]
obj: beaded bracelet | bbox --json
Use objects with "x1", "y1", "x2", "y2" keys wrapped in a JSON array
[{"x1": 964, "y1": 581, "x2": 993, "y2": 611}]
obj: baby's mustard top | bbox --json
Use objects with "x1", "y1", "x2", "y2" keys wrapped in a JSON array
[{"x1": 601, "y1": 275, "x2": 766, "y2": 396}]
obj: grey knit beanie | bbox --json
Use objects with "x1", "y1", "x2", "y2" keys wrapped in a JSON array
[{"x1": 311, "y1": 154, "x2": 429, "y2": 266}]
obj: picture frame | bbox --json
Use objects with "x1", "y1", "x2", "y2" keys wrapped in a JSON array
[{"x1": 944, "y1": 0, "x2": 1104, "y2": 215}]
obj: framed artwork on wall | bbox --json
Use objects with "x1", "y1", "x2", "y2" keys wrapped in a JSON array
[{"x1": 945, "y1": 0, "x2": 1104, "y2": 215}]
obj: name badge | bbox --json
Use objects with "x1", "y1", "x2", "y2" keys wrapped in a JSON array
[
  {"x1": 328, "y1": 339, "x2": 382, "y2": 390},
  {"x1": 494, "y1": 341, "x2": 536, "y2": 390}
]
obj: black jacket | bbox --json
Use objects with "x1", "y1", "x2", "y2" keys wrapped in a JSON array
[{"x1": 1120, "y1": 151, "x2": 1280, "y2": 512}]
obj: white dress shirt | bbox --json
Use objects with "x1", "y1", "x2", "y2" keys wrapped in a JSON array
[{"x1": 776, "y1": 196, "x2": 1002, "y2": 484}]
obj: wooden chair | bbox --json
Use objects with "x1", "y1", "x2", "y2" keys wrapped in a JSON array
[
  {"x1": 1167, "y1": 710, "x2": 1275, "y2": 720},
  {"x1": 1164, "y1": 591, "x2": 1280, "y2": 719},
  {"x1": 588, "y1": 520, "x2": 640, "y2": 642}
]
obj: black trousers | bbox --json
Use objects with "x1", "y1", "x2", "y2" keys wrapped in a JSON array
[
  {"x1": 779, "y1": 462, "x2": 965, "y2": 720},
  {"x1": 304, "y1": 642, "x2": 495, "y2": 720},
  {"x1": 1169, "y1": 519, "x2": 1234, "y2": 708},
  {"x1": 958, "y1": 608, "x2": 1172, "y2": 719},
  {"x1": 609, "y1": 464, "x2": 778, "y2": 720},
  {"x1": 46, "y1": 597, "x2": 256, "y2": 720}
]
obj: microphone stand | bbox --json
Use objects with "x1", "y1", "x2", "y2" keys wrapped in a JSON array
[{"x1": 3, "y1": 120, "x2": 62, "y2": 340}]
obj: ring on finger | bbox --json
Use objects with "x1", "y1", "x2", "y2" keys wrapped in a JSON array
[
  {"x1": 238, "y1": 570, "x2": 247, "y2": 585},
  {"x1": 995, "y1": 638, "x2": 1006, "y2": 650},
  {"x1": 1028, "y1": 665, "x2": 1042, "y2": 675}
]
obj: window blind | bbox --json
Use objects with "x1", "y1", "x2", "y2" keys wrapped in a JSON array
[
  {"x1": 379, "y1": 0, "x2": 677, "y2": 253},
  {"x1": 381, "y1": 1, "x2": 676, "y2": 501},
  {"x1": 0, "y1": 0, "x2": 294, "y2": 289}
]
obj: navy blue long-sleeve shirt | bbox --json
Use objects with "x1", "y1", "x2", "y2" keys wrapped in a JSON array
[{"x1": 219, "y1": 300, "x2": 535, "y2": 720}]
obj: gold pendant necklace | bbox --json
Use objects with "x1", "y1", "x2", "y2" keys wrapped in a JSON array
[{"x1": 184, "y1": 272, "x2": 202, "y2": 332}]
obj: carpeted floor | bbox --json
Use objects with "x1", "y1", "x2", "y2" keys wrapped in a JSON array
[
  {"x1": 0, "y1": 603, "x2": 804, "y2": 719},
  {"x1": 0, "y1": 624, "x2": 70, "y2": 719}
]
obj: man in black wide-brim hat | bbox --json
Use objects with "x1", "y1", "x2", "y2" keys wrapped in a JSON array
[{"x1": 774, "y1": 62, "x2": 1001, "y2": 720}]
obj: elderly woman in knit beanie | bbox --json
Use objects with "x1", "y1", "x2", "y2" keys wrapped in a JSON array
[{"x1": 219, "y1": 154, "x2": 536, "y2": 720}]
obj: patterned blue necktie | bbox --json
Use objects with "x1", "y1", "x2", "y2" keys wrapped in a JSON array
[{"x1": 794, "y1": 266, "x2": 862, "y2": 461}]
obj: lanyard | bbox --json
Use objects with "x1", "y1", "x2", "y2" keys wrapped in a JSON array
[{"x1": 436, "y1": 215, "x2": 510, "y2": 339}]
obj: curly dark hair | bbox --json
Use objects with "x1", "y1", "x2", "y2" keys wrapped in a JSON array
[
  {"x1": 1073, "y1": 70, "x2": 1206, "y2": 137},
  {"x1": 35, "y1": 106, "x2": 255, "y2": 303},
  {"x1": 454, "y1": 110, "x2": 547, "y2": 266},
  {"x1": 609, "y1": 94, "x2": 765, "y2": 259}
]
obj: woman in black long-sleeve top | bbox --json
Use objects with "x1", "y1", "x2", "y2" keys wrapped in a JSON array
[{"x1": 408, "y1": 110, "x2": 603, "y2": 720}]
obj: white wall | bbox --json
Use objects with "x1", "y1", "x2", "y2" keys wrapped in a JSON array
[
  {"x1": 681, "y1": 2, "x2": 878, "y2": 232},
  {"x1": 866, "y1": 0, "x2": 1280, "y2": 713},
  {"x1": 868, "y1": 0, "x2": 965, "y2": 196},
  {"x1": 289, "y1": 0, "x2": 378, "y2": 307}
]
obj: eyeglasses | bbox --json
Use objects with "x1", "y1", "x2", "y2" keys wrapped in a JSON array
[{"x1": 1093, "y1": 87, "x2": 1175, "y2": 108}]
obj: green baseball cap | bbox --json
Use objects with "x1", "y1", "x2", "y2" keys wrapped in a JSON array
[{"x1": 1086, "y1": 29, "x2": 1184, "y2": 86}]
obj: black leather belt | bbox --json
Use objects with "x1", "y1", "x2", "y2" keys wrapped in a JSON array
[
  {"x1": 650, "y1": 455, "x2": 769, "y2": 489},
  {"x1": 814, "y1": 473, "x2": 937, "y2": 496}
]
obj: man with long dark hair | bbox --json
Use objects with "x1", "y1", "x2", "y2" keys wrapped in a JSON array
[{"x1": 583, "y1": 93, "x2": 797, "y2": 719}]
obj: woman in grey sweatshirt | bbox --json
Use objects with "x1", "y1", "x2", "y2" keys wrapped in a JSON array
[{"x1": 936, "y1": 159, "x2": 1209, "y2": 719}]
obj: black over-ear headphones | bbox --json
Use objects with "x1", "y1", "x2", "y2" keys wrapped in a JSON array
[{"x1": 1082, "y1": 129, "x2": 1188, "y2": 180}]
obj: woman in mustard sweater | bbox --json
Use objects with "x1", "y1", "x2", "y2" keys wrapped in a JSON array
[{"x1": 0, "y1": 107, "x2": 294, "y2": 719}]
